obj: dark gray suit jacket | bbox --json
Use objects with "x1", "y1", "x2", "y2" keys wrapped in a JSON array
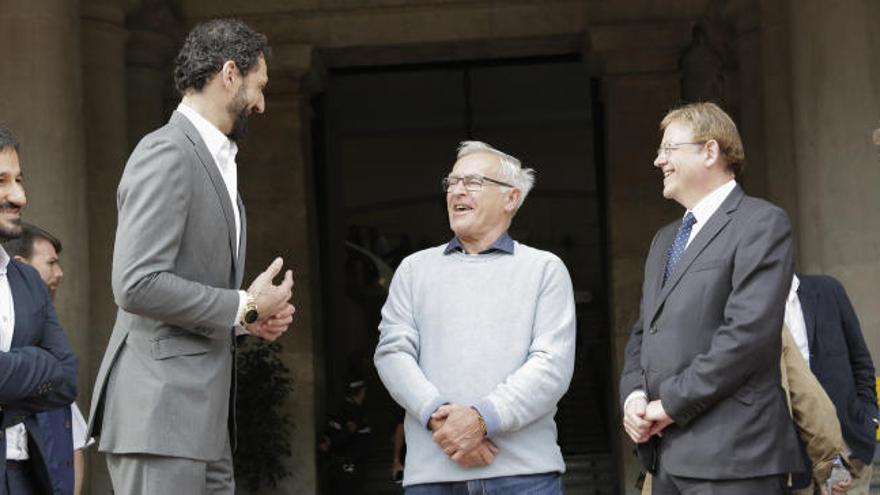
[
  {"x1": 620, "y1": 185, "x2": 802, "y2": 479},
  {"x1": 88, "y1": 111, "x2": 247, "y2": 461}
]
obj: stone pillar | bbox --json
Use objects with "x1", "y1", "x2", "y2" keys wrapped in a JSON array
[
  {"x1": 236, "y1": 44, "x2": 325, "y2": 495},
  {"x1": 81, "y1": 0, "x2": 127, "y2": 492},
  {"x1": 590, "y1": 23, "x2": 691, "y2": 495},
  {"x1": 0, "y1": 0, "x2": 90, "y2": 419},
  {"x1": 788, "y1": 0, "x2": 880, "y2": 358},
  {"x1": 758, "y1": 0, "x2": 800, "y2": 233},
  {"x1": 125, "y1": 0, "x2": 180, "y2": 149}
]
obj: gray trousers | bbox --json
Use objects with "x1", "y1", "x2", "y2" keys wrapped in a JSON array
[{"x1": 106, "y1": 437, "x2": 234, "y2": 495}]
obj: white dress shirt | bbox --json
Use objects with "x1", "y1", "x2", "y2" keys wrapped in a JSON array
[
  {"x1": 685, "y1": 179, "x2": 737, "y2": 248},
  {"x1": 784, "y1": 275, "x2": 810, "y2": 364},
  {"x1": 176, "y1": 102, "x2": 248, "y2": 326},
  {"x1": 624, "y1": 179, "x2": 738, "y2": 410},
  {"x1": 1, "y1": 246, "x2": 28, "y2": 460}
]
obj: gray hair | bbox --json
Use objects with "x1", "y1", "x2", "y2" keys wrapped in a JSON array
[{"x1": 457, "y1": 141, "x2": 535, "y2": 210}]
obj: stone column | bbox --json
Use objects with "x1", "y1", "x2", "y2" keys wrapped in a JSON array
[
  {"x1": 759, "y1": 0, "x2": 800, "y2": 234},
  {"x1": 0, "y1": 0, "x2": 90, "y2": 415},
  {"x1": 236, "y1": 44, "x2": 325, "y2": 495},
  {"x1": 125, "y1": 0, "x2": 180, "y2": 149},
  {"x1": 590, "y1": 23, "x2": 691, "y2": 495},
  {"x1": 788, "y1": 0, "x2": 880, "y2": 358},
  {"x1": 80, "y1": 0, "x2": 128, "y2": 492}
]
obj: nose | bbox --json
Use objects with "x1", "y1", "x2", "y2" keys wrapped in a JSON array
[
  {"x1": 8, "y1": 181, "x2": 26, "y2": 207},
  {"x1": 56, "y1": 264, "x2": 64, "y2": 280},
  {"x1": 653, "y1": 152, "x2": 666, "y2": 168},
  {"x1": 254, "y1": 94, "x2": 265, "y2": 114}
]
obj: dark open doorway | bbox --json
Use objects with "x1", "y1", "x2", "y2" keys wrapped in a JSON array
[{"x1": 313, "y1": 54, "x2": 616, "y2": 494}]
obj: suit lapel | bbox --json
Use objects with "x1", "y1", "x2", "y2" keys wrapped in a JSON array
[
  {"x1": 8, "y1": 263, "x2": 31, "y2": 348},
  {"x1": 171, "y1": 112, "x2": 238, "y2": 265},
  {"x1": 797, "y1": 278, "x2": 818, "y2": 351},
  {"x1": 649, "y1": 185, "x2": 743, "y2": 324},
  {"x1": 646, "y1": 225, "x2": 677, "y2": 313},
  {"x1": 236, "y1": 195, "x2": 247, "y2": 289}
]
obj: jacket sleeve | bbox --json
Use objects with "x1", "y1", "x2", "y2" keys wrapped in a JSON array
[
  {"x1": 111, "y1": 135, "x2": 239, "y2": 339},
  {"x1": 830, "y1": 278, "x2": 879, "y2": 422},
  {"x1": 780, "y1": 325, "x2": 847, "y2": 483},
  {"x1": 0, "y1": 283, "x2": 78, "y2": 428},
  {"x1": 620, "y1": 230, "x2": 663, "y2": 408}
]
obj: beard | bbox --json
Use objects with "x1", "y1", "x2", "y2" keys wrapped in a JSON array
[
  {"x1": 227, "y1": 87, "x2": 251, "y2": 143},
  {"x1": 0, "y1": 202, "x2": 23, "y2": 241}
]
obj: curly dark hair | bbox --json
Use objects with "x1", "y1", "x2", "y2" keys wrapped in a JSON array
[{"x1": 173, "y1": 18, "x2": 268, "y2": 95}]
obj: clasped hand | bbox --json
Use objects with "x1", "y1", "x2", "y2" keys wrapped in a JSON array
[
  {"x1": 622, "y1": 397, "x2": 673, "y2": 444},
  {"x1": 245, "y1": 257, "x2": 296, "y2": 342},
  {"x1": 430, "y1": 404, "x2": 499, "y2": 467}
]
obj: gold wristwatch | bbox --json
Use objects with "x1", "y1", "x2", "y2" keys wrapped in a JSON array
[{"x1": 241, "y1": 294, "x2": 259, "y2": 325}]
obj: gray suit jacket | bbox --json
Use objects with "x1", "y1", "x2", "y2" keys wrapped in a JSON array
[
  {"x1": 620, "y1": 185, "x2": 802, "y2": 479},
  {"x1": 88, "y1": 111, "x2": 247, "y2": 461}
]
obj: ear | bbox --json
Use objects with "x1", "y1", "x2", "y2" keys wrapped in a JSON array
[
  {"x1": 220, "y1": 60, "x2": 239, "y2": 89},
  {"x1": 504, "y1": 188, "x2": 522, "y2": 213},
  {"x1": 703, "y1": 139, "x2": 721, "y2": 168}
]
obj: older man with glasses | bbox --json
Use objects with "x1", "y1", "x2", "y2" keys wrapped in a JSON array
[{"x1": 374, "y1": 141, "x2": 576, "y2": 494}]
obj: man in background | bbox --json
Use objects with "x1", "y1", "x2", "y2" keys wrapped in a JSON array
[
  {"x1": 788, "y1": 274, "x2": 878, "y2": 494},
  {"x1": 4, "y1": 223, "x2": 93, "y2": 495}
]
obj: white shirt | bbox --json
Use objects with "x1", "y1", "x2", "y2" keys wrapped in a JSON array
[
  {"x1": 685, "y1": 179, "x2": 737, "y2": 248},
  {"x1": 784, "y1": 275, "x2": 810, "y2": 364},
  {"x1": 624, "y1": 179, "x2": 738, "y2": 410},
  {"x1": 1, "y1": 246, "x2": 28, "y2": 460},
  {"x1": 176, "y1": 102, "x2": 248, "y2": 326}
]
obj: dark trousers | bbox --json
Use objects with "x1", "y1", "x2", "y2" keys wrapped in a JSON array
[
  {"x1": 652, "y1": 467, "x2": 788, "y2": 495},
  {"x1": 5, "y1": 460, "x2": 38, "y2": 495}
]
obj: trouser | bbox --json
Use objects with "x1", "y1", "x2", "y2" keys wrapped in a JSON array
[
  {"x1": 405, "y1": 472, "x2": 563, "y2": 495},
  {"x1": 5, "y1": 460, "x2": 38, "y2": 495},
  {"x1": 105, "y1": 436, "x2": 234, "y2": 495}
]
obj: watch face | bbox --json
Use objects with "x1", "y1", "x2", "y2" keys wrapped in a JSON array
[{"x1": 244, "y1": 309, "x2": 259, "y2": 324}]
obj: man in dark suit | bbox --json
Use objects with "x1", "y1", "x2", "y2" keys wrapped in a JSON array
[
  {"x1": 88, "y1": 19, "x2": 295, "y2": 494},
  {"x1": 0, "y1": 127, "x2": 79, "y2": 494},
  {"x1": 620, "y1": 102, "x2": 801, "y2": 494},
  {"x1": 789, "y1": 274, "x2": 878, "y2": 494}
]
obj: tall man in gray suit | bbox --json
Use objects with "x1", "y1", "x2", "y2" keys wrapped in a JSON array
[
  {"x1": 620, "y1": 102, "x2": 802, "y2": 494},
  {"x1": 88, "y1": 19, "x2": 296, "y2": 494}
]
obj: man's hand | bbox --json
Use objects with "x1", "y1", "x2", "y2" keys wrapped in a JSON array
[
  {"x1": 622, "y1": 396, "x2": 652, "y2": 443},
  {"x1": 820, "y1": 478, "x2": 852, "y2": 495},
  {"x1": 644, "y1": 400, "x2": 673, "y2": 437},
  {"x1": 246, "y1": 303, "x2": 295, "y2": 341},
  {"x1": 452, "y1": 439, "x2": 499, "y2": 467},
  {"x1": 431, "y1": 404, "x2": 484, "y2": 457},
  {"x1": 246, "y1": 257, "x2": 294, "y2": 322}
]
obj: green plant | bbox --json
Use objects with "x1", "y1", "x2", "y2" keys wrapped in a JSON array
[{"x1": 234, "y1": 339, "x2": 295, "y2": 491}]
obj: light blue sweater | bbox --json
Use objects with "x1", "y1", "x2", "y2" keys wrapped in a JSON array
[{"x1": 374, "y1": 241, "x2": 576, "y2": 486}]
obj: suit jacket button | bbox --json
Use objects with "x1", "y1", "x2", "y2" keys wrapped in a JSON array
[{"x1": 649, "y1": 326, "x2": 658, "y2": 334}]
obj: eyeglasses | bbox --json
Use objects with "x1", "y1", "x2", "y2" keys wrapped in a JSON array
[
  {"x1": 442, "y1": 174, "x2": 514, "y2": 192},
  {"x1": 656, "y1": 141, "x2": 706, "y2": 158}
]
